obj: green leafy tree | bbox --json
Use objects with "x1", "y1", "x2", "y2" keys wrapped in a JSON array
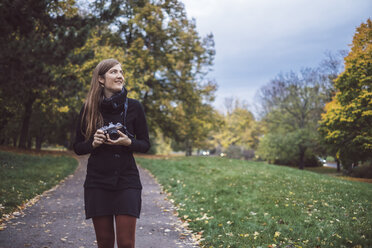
[
  {"x1": 0, "y1": 0, "x2": 217, "y2": 152},
  {"x1": 97, "y1": 0, "x2": 217, "y2": 153},
  {"x1": 257, "y1": 69, "x2": 327, "y2": 169},
  {"x1": 55, "y1": 0, "x2": 216, "y2": 152},
  {"x1": 171, "y1": 99, "x2": 219, "y2": 156},
  {"x1": 213, "y1": 98, "x2": 261, "y2": 155},
  {"x1": 319, "y1": 19, "x2": 372, "y2": 170},
  {"x1": 48, "y1": 30, "x2": 127, "y2": 149},
  {"x1": 0, "y1": 0, "x2": 91, "y2": 148}
]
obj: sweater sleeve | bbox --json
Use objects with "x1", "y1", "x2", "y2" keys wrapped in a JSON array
[
  {"x1": 73, "y1": 105, "x2": 94, "y2": 155},
  {"x1": 127, "y1": 101, "x2": 151, "y2": 153}
]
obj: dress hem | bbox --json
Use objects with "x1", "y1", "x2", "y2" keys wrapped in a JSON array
[{"x1": 85, "y1": 211, "x2": 140, "y2": 220}]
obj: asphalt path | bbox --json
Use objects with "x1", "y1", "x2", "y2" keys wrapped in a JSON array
[
  {"x1": 0, "y1": 155, "x2": 198, "y2": 248},
  {"x1": 324, "y1": 162, "x2": 338, "y2": 168}
]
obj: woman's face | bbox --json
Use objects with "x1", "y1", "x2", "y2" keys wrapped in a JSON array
[{"x1": 99, "y1": 63, "x2": 124, "y2": 98}]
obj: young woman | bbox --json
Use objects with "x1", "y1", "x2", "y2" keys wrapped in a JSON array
[{"x1": 73, "y1": 58, "x2": 150, "y2": 248}]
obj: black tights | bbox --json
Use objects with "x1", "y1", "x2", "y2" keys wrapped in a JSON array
[{"x1": 92, "y1": 215, "x2": 137, "y2": 248}]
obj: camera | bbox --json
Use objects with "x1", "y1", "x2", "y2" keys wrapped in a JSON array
[{"x1": 100, "y1": 122, "x2": 123, "y2": 140}]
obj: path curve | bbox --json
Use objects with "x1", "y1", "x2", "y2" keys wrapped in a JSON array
[{"x1": 0, "y1": 155, "x2": 198, "y2": 248}]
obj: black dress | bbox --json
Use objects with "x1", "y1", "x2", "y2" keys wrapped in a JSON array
[{"x1": 73, "y1": 87, "x2": 150, "y2": 219}]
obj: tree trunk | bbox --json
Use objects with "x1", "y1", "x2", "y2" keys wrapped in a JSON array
[
  {"x1": 68, "y1": 113, "x2": 79, "y2": 150},
  {"x1": 18, "y1": 97, "x2": 35, "y2": 148},
  {"x1": 298, "y1": 145, "x2": 306, "y2": 170},
  {"x1": 67, "y1": 131, "x2": 73, "y2": 150},
  {"x1": 185, "y1": 140, "x2": 192, "y2": 156},
  {"x1": 185, "y1": 146, "x2": 192, "y2": 156},
  {"x1": 36, "y1": 135, "x2": 43, "y2": 150},
  {"x1": 27, "y1": 136, "x2": 32, "y2": 149},
  {"x1": 336, "y1": 158, "x2": 341, "y2": 172}
]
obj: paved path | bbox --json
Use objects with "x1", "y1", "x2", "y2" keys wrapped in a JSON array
[
  {"x1": 0, "y1": 155, "x2": 198, "y2": 248},
  {"x1": 324, "y1": 162, "x2": 337, "y2": 168}
]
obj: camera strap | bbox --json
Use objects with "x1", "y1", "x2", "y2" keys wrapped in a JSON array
[
  {"x1": 123, "y1": 97, "x2": 128, "y2": 126},
  {"x1": 122, "y1": 97, "x2": 134, "y2": 138}
]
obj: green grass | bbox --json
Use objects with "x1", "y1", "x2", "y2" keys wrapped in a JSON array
[
  {"x1": 136, "y1": 156, "x2": 372, "y2": 248},
  {"x1": 0, "y1": 150, "x2": 78, "y2": 218}
]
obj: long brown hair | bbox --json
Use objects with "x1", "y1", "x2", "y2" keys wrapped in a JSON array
[{"x1": 81, "y1": 58, "x2": 120, "y2": 140}]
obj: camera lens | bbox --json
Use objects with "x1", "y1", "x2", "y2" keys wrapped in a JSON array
[{"x1": 108, "y1": 130, "x2": 120, "y2": 140}]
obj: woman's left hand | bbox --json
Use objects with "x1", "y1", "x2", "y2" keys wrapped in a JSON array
[{"x1": 104, "y1": 130, "x2": 132, "y2": 146}]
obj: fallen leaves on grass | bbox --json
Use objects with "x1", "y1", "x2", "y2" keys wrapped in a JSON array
[{"x1": 0, "y1": 178, "x2": 65, "y2": 231}]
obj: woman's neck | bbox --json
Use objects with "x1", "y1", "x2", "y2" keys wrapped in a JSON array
[{"x1": 103, "y1": 90, "x2": 114, "y2": 99}]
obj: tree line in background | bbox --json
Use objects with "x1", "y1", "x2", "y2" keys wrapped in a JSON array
[
  {"x1": 0, "y1": 0, "x2": 216, "y2": 154},
  {"x1": 256, "y1": 19, "x2": 371, "y2": 173},
  {"x1": 0, "y1": 0, "x2": 370, "y2": 175}
]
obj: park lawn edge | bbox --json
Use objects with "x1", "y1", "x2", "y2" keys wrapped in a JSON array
[{"x1": 0, "y1": 149, "x2": 79, "y2": 228}]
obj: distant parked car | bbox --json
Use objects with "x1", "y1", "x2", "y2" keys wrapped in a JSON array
[
  {"x1": 202, "y1": 151, "x2": 210, "y2": 156},
  {"x1": 317, "y1": 156, "x2": 327, "y2": 165}
]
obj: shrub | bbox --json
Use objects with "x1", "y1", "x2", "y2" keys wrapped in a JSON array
[
  {"x1": 350, "y1": 165, "x2": 372, "y2": 179},
  {"x1": 226, "y1": 145, "x2": 255, "y2": 160}
]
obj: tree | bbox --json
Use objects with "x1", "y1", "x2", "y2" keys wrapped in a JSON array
[
  {"x1": 211, "y1": 98, "x2": 262, "y2": 158},
  {"x1": 0, "y1": 0, "x2": 217, "y2": 152},
  {"x1": 319, "y1": 19, "x2": 372, "y2": 171},
  {"x1": 318, "y1": 50, "x2": 348, "y2": 102},
  {"x1": 48, "y1": 29, "x2": 127, "y2": 149},
  {"x1": 211, "y1": 97, "x2": 263, "y2": 159},
  {"x1": 0, "y1": 0, "x2": 91, "y2": 148},
  {"x1": 100, "y1": 0, "x2": 217, "y2": 153},
  {"x1": 171, "y1": 101, "x2": 219, "y2": 156},
  {"x1": 257, "y1": 68, "x2": 327, "y2": 169},
  {"x1": 315, "y1": 50, "x2": 347, "y2": 171}
]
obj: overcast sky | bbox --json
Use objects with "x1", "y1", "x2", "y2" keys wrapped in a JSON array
[{"x1": 181, "y1": 0, "x2": 371, "y2": 111}]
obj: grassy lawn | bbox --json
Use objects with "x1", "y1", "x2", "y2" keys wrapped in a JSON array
[
  {"x1": 136, "y1": 156, "x2": 372, "y2": 248},
  {"x1": 0, "y1": 150, "x2": 78, "y2": 218}
]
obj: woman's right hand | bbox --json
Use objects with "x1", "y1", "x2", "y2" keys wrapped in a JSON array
[{"x1": 92, "y1": 129, "x2": 107, "y2": 148}]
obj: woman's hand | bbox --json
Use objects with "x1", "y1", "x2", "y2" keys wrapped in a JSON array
[
  {"x1": 92, "y1": 129, "x2": 107, "y2": 148},
  {"x1": 105, "y1": 130, "x2": 132, "y2": 146}
]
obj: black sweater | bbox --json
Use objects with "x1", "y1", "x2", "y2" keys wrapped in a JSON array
[{"x1": 73, "y1": 88, "x2": 150, "y2": 190}]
